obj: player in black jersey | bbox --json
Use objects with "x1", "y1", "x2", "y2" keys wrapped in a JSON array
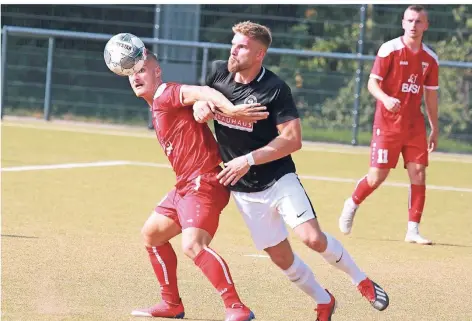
[{"x1": 193, "y1": 21, "x2": 389, "y2": 320}]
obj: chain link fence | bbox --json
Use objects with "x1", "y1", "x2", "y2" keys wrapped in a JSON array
[{"x1": 1, "y1": 4, "x2": 471, "y2": 153}]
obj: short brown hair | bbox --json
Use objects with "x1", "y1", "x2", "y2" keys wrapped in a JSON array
[
  {"x1": 232, "y1": 21, "x2": 272, "y2": 48},
  {"x1": 145, "y1": 49, "x2": 158, "y2": 62},
  {"x1": 406, "y1": 5, "x2": 428, "y2": 20},
  {"x1": 407, "y1": 5, "x2": 425, "y2": 12}
]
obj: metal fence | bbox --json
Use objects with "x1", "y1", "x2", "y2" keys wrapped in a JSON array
[{"x1": 1, "y1": 20, "x2": 471, "y2": 151}]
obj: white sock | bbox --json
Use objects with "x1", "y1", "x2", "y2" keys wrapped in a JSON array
[
  {"x1": 320, "y1": 233, "x2": 366, "y2": 285},
  {"x1": 408, "y1": 221, "x2": 419, "y2": 233},
  {"x1": 348, "y1": 197, "x2": 359, "y2": 208},
  {"x1": 283, "y1": 254, "x2": 331, "y2": 304}
]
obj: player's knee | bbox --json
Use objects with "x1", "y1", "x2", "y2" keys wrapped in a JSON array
[
  {"x1": 181, "y1": 239, "x2": 205, "y2": 260},
  {"x1": 140, "y1": 225, "x2": 167, "y2": 248},
  {"x1": 300, "y1": 233, "x2": 326, "y2": 252},
  {"x1": 268, "y1": 251, "x2": 294, "y2": 269},
  {"x1": 141, "y1": 226, "x2": 154, "y2": 247},
  {"x1": 265, "y1": 242, "x2": 295, "y2": 270},
  {"x1": 367, "y1": 173, "x2": 387, "y2": 188},
  {"x1": 409, "y1": 167, "x2": 426, "y2": 184}
]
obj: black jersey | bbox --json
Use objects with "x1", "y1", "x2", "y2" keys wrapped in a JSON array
[{"x1": 206, "y1": 60, "x2": 299, "y2": 192}]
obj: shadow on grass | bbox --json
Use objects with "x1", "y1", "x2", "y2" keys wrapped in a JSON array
[
  {"x1": 352, "y1": 236, "x2": 472, "y2": 248},
  {"x1": 1, "y1": 234, "x2": 39, "y2": 239}
]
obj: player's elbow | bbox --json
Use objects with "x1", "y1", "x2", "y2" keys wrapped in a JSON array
[
  {"x1": 281, "y1": 120, "x2": 302, "y2": 152},
  {"x1": 367, "y1": 78, "x2": 376, "y2": 94},
  {"x1": 287, "y1": 136, "x2": 302, "y2": 152}
]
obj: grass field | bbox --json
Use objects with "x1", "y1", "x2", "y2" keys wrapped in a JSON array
[{"x1": 2, "y1": 118, "x2": 472, "y2": 321}]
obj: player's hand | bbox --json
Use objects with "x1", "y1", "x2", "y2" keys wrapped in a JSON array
[
  {"x1": 382, "y1": 96, "x2": 401, "y2": 113},
  {"x1": 193, "y1": 101, "x2": 214, "y2": 123},
  {"x1": 428, "y1": 129, "x2": 439, "y2": 153},
  {"x1": 217, "y1": 156, "x2": 250, "y2": 186},
  {"x1": 212, "y1": 103, "x2": 269, "y2": 123}
]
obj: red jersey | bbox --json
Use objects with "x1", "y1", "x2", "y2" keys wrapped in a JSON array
[
  {"x1": 151, "y1": 82, "x2": 221, "y2": 188},
  {"x1": 370, "y1": 37, "x2": 439, "y2": 133}
]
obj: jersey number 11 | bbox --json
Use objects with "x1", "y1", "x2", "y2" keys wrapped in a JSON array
[{"x1": 377, "y1": 149, "x2": 389, "y2": 164}]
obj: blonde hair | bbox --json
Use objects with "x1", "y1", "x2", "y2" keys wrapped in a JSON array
[{"x1": 232, "y1": 21, "x2": 272, "y2": 48}]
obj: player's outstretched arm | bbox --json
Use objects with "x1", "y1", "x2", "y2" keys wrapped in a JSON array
[
  {"x1": 424, "y1": 89, "x2": 439, "y2": 152},
  {"x1": 180, "y1": 85, "x2": 268, "y2": 121},
  {"x1": 193, "y1": 101, "x2": 214, "y2": 123},
  {"x1": 181, "y1": 85, "x2": 234, "y2": 110}
]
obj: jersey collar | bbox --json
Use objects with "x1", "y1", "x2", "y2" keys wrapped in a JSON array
[
  {"x1": 400, "y1": 36, "x2": 423, "y2": 55},
  {"x1": 255, "y1": 67, "x2": 266, "y2": 82},
  {"x1": 153, "y1": 83, "x2": 167, "y2": 99},
  {"x1": 234, "y1": 66, "x2": 266, "y2": 85}
]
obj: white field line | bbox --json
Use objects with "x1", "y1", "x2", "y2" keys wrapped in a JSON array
[
  {"x1": 298, "y1": 175, "x2": 472, "y2": 193},
  {"x1": 3, "y1": 120, "x2": 472, "y2": 164},
  {"x1": 244, "y1": 254, "x2": 270, "y2": 258},
  {"x1": 2, "y1": 160, "x2": 472, "y2": 193},
  {"x1": 0, "y1": 161, "x2": 130, "y2": 172}
]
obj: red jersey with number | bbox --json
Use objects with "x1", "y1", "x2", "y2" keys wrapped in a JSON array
[
  {"x1": 370, "y1": 37, "x2": 439, "y2": 133},
  {"x1": 151, "y1": 83, "x2": 221, "y2": 188}
]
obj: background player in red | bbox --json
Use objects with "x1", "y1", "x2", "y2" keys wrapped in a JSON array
[
  {"x1": 339, "y1": 5, "x2": 439, "y2": 245},
  {"x1": 128, "y1": 51, "x2": 267, "y2": 320}
]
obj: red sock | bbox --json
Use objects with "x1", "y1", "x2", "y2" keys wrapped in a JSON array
[
  {"x1": 352, "y1": 176, "x2": 376, "y2": 205},
  {"x1": 146, "y1": 243, "x2": 180, "y2": 305},
  {"x1": 409, "y1": 184, "x2": 426, "y2": 223},
  {"x1": 194, "y1": 247, "x2": 241, "y2": 308}
]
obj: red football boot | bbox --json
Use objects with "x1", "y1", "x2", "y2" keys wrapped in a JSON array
[
  {"x1": 315, "y1": 290, "x2": 336, "y2": 321},
  {"x1": 224, "y1": 303, "x2": 255, "y2": 321},
  {"x1": 357, "y1": 278, "x2": 389, "y2": 311},
  {"x1": 131, "y1": 300, "x2": 185, "y2": 318}
]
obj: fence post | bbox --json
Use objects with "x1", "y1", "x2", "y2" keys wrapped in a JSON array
[
  {"x1": 1, "y1": 26, "x2": 8, "y2": 119},
  {"x1": 43, "y1": 37, "x2": 55, "y2": 121},
  {"x1": 148, "y1": 4, "x2": 162, "y2": 129},
  {"x1": 351, "y1": 4, "x2": 367, "y2": 145},
  {"x1": 200, "y1": 46, "x2": 209, "y2": 85}
]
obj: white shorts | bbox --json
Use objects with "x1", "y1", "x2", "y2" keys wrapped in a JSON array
[{"x1": 231, "y1": 173, "x2": 317, "y2": 250}]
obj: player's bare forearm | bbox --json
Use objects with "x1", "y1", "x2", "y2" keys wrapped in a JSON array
[
  {"x1": 181, "y1": 85, "x2": 235, "y2": 113},
  {"x1": 368, "y1": 78, "x2": 390, "y2": 102},
  {"x1": 424, "y1": 89, "x2": 439, "y2": 131},
  {"x1": 193, "y1": 101, "x2": 214, "y2": 123},
  {"x1": 251, "y1": 119, "x2": 302, "y2": 165},
  {"x1": 181, "y1": 85, "x2": 267, "y2": 122}
]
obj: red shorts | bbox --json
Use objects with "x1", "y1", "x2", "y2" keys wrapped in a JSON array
[
  {"x1": 154, "y1": 167, "x2": 230, "y2": 237},
  {"x1": 370, "y1": 126, "x2": 428, "y2": 169}
]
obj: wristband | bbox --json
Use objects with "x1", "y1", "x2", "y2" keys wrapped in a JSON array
[{"x1": 245, "y1": 152, "x2": 255, "y2": 166}]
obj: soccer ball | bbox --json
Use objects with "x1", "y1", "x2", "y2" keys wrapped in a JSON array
[{"x1": 103, "y1": 33, "x2": 146, "y2": 76}]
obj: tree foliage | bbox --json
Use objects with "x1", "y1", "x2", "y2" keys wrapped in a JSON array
[{"x1": 201, "y1": 5, "x2": 471, "y2": 141}]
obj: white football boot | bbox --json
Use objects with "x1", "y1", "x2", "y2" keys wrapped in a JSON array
[
  {"x1": 405, "y1": 223, "x2": 432, "y2": 245},
  {"x1": 339, "y1": 197, "x2": 359, "y2": 235}
]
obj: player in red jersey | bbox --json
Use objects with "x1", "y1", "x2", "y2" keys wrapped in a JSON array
[
  {"x1": 128, "y1": 51, "x2": 267, "y2": 321},
  {"x1": 339, "y1": 5, "x2": 439, "y2": 245}
]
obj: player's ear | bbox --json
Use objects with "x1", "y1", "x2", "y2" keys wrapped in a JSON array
[
  {"x1": 155, "y1": 65, "x2": 162, "y2": 79},
  {"x1": 256, "y1": 48, "x2": 266, "y2": 61}
]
